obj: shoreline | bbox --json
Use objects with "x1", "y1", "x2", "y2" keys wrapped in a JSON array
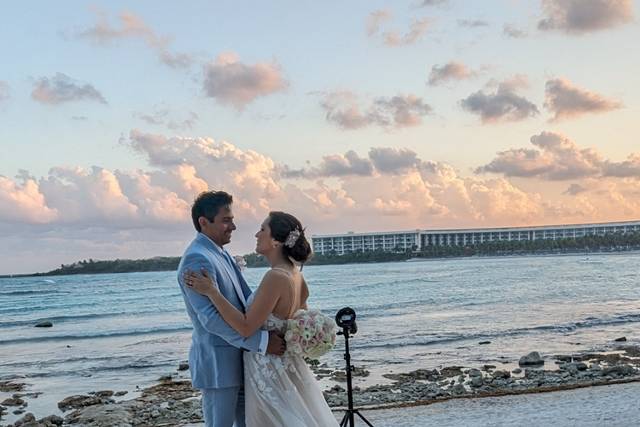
[
  {"x1": 2, "y1": 342, "x2": 639, "y2": 426},
  {"x1": 2, "y1": 247, "x2": 640, "y2": 278}
]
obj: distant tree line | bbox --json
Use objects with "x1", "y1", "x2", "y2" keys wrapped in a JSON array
[{"x1": 33, "y1": 257, "x2": 181, "y2": 276}]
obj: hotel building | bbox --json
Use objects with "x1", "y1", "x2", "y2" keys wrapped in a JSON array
[{"x1": 311, "y1": 220, "x2": 640, "y2": 256}]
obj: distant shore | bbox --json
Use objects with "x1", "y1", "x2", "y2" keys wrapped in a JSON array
[{"x1": 2, "y1": 245, "x2": 640, "y2": 278}]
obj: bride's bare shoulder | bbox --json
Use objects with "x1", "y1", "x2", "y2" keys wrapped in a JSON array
[{"x1": 259, "y1": 269, "x2": 292, "y2": 287}]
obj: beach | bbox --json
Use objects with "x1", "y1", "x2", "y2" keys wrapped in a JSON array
[
  {"x1": 3, "y1": 355, "x2": 640, "y2": 426},
  {"x1": 1, "y1": 252, "x2": 639, "y2": 425}
]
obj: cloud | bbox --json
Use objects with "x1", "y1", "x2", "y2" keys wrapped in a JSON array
[
  {"x1": 320, "y1": 91, "x2": 432, "y2": 130},
  {"x1": 366, "y1": 10, "x2": 392, "y2": 36},
  {"x1": 564, "y1": 183, "x2": 588, "y2": 195},
  {"x1": 283, "y1": 151, "x2": 374, "y2": 179},
  {"x1": 0, "y1": 171, "x2": 57, "y2": 224},
  {"x1": 134, "y1": 108, "x2": 199, "y2": 130},
  {"x1": 538, "y1": 0, "x2": 633, "y2": 34},
  {"x1": 367, "y1": 13, "x2": 430, "y2": 46},
  {"x1": 375, "y1": 95, "x2": 433, "y2": 126},
  {"x1": 0, "y1": 81, "x2": 10, "y2": 103},
  {"x1": 460, "y1": 76, "x2": 539, "y2": 123},
  {"x1": 77, "y1": 10, "x2": 194, "y2": 68},
  {"x1": 383, "y1": 18, "x2": 431, "y2": 46},
  {"x1": 458, "y1": 19, "x2": 490, "y2": 28},
  {"x1": 503, "y1": 24, "x2": 528, "y2": 38},
  {"x1": 419, "y1": 0, "x2": 448, "y2": 5},
  {"x1": 369, "y1": 147, "x2": 420, "y2": 173},
  {"x1": 202, "y1": 52, "x2": 288, "y2": 110},
  {"x1": 544, "y1": 78, "x2": 622, "y2": 121},
  {"x1": 283, "y1": 147, "x2": 422, "y2": 179},
  {"x1": 428, "y1": 61, "x2": 476, "y2": 86},
  {"x1": 477, "y1": 131, "x2": 640, "y2": 180},
  {"x1": 602, "y1": 154, "x2": 640, "y2": 178},
  {"x1": 4, "y1": 131, "x2": 640, "y2": 273},
  {"x1": 31, "y1": 73, "x2": 107, "y2": 105}
]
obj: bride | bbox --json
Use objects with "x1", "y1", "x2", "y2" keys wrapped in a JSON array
[{"x1": 185, "y1": 211, "x2": 338, "y2": 427}]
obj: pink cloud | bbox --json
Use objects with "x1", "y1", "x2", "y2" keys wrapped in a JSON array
[
  {"x1": 538, "y1": 0, "x2": 634, "y2": 34},
  {"x1": 544, "y1": 78, "x2": 622, "y2": 121},
  {"x1": 203, "y1": 52, "x2": 288, "y2": 110}
]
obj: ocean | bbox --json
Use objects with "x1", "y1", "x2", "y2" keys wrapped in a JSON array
[{"x1": 1, "y1": 252, "x2": 639, "y2": 422}]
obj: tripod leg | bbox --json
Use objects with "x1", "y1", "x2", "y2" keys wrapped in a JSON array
[
  {"x1": 339, "y1": 412, "x2": 349, "y2": 427},
  {"x1": 354, "y1": 410, "x2": 374, "y2": 426}
]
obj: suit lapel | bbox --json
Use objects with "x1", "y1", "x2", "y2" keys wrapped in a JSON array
[
  {"x1": 218, "y1": 252, "x2": 248, "y2": 308},
  {"x1": 227, "y1": 255, "x2": 252, "y2": 300},
  {"x1": 197, "y1": 233, "x2": 247, "y2": 309}
]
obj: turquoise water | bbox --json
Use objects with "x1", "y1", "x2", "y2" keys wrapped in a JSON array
[{"x1": 0, "y1": 252, "x2": 639, "y2": 420}]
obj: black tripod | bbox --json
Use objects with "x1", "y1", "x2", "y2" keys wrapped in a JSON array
[{"x1": 338, "y1": 326, "x2": 373, "y2": 427}]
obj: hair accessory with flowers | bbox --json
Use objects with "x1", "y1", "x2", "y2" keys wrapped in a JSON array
[{"x1": 284, "y1": 228, "x2": 301, "y2": 248}]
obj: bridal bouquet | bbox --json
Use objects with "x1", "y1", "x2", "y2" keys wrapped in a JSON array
[{"x1": 285, "y1": 309, "x2": 336, "y2": 359}]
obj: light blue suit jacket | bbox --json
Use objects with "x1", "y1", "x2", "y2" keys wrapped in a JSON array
[{"x1": 177, "y1": 233, "x2": 265, "y2": 389}]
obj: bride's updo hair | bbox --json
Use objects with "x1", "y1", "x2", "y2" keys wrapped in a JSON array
[{"x1": 268, "y1": 211, "x2": 312, "y2": 263}]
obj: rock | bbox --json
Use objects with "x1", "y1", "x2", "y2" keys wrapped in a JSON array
[
  {"x1": 519, "y1": 351, "x2": 544, "y2": 366},
  {"x1": 38, "y1": 414, "x2": 64, "y2": 426},
  {"x1": 63, "y1": 402, "x2": 132, "y2": 426},
  {"x1": 449, "y1": 384, "x2": 467, "y2": 395},
  {"x1": 383, "y1": 368, "x2": 437, "y2": 382},
  {"x1": 440, "y1": 366, "x2": 464, "y2": 378},
  {"x1": 13, "y1": 412, "x2": 35, "y2": 426},
  {"x1": 482, "y1": 364, "x2": 496, "y2": 371},
  {"x1": 57, "y1": 394, "x2": 103, "y2": 411},
  {"x1": 614, "y1": 336, "x2": 627, "y2": 342},
  {"x1": 492, "y1": 370, "x2": 511, "y2": 379},
  {"x1": 478, "y1": 341, "x2": 491, "y2": 345},
  {"x1": 13, "y1": 408, "x2": 25, "y2": 415},
  {"x1": 0, "y1": 381, "x2": 26, "y2": 393},
  {"x1": 512, "y1": 368, "x2": 522, "y2": 374},
  {"x1": 602, "y1": 365, "x2": 636, "y2": 377},
  {"x1": 352, "y1": 366, "x2": 370, "y2": 377},
  {"x1": 559, "y1": 362, "x2": 588, "y2": 374},
  {"x1": 178, "y1": 362, "x2": 190, "y2": 371},
  {"x1": 621, "y1": 345, "x2": 640, "y2": 357},
  {"x1": 554, "y1": 354, "x2": 573, "y2": 362},
  {"x1": 470, "y1": 376, "x2": 483, "y2": 387},
  {"x1": 1, "y1": 397, "x2": 25, "y2": 406},
  {"x1": 589, "y1": 363, "x2": 602, "y2": 371},
  {"x1": 34, "y1": 321, "x2": 53, "y2": 328},
  {"x1": 114, "y1": 391, "x2": 128, "y2": 396},
  {"x1": 93, "y1": 390, "x2": 114, "y2": 398},
  {"x1": 468, "y1": 368, "x2": 482, "y2": 378}
]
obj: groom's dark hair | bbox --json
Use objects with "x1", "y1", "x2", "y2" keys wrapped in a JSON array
[{"x1": 191, "y1": 191, "x2": 233, "y2": 232}]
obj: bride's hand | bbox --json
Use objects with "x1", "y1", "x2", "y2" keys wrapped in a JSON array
[{"x1": 184, "y1": 269, "x2": 219, "y2": 296}]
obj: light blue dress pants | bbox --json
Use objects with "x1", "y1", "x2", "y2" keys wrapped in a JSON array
[{"x1": 201, "y1": 386, "x2": 246, "y2": 427}]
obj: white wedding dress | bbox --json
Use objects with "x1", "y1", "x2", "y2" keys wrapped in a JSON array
[{"x1": 243, "y1": 293, "x2": 339, "y2": 427}]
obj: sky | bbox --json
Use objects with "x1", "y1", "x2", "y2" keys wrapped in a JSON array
[{"x1": 1, "y1": 0, "x2": 640, "y2": 274}]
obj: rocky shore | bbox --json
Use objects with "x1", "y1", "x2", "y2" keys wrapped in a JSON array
[{"x1": 2, "y1": 342, "x2": 639, "y2": 427}]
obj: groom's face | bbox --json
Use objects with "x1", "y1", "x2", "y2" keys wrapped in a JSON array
[{"x1": 202, "y1": 205, "x2": 236, "y2": 247}]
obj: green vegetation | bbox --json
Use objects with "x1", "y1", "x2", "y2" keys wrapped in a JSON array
[
  {"x1": 32, "y1": 257, "x2": 181, "y2": 276},
  {"x1": 5, "y1": 231, "x2": 638, "y2": 277}
]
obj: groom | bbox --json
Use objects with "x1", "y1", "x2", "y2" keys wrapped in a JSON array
[{"x1": 177, "y1": 191, "x2": 285, "y2": 427}]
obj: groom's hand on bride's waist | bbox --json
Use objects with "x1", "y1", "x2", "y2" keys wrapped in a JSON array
[{"x1": 266, "y1": 331, "x2": 286, "y2": 356}]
